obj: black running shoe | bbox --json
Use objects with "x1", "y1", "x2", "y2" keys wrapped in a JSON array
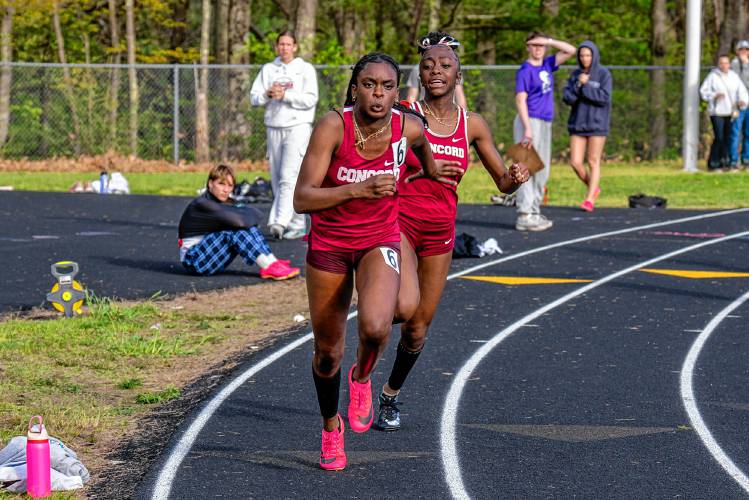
[{"x1": 375, "y1": 393, "x2": 401, "y2": 431}]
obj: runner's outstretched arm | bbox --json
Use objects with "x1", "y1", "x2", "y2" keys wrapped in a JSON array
[{"x1": 469, "y1": 112, "x2": 529, "y2": 194}]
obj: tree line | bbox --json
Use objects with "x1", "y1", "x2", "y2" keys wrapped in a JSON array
[{"x1": 0, "y1": 0, "x2": 746, "y2": 160}]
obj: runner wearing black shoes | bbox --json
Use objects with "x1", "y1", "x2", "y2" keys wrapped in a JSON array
[
  {"x1": 375, "y1": 33, "x2": 530, "y2": 431},
  {"x1": 293, "y1": 52, "x2": 460, "y2": 470}
]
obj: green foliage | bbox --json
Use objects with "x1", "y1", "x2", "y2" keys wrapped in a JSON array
[{"x1": 136, "y1": 386, "x2": 181, "y2": 404}]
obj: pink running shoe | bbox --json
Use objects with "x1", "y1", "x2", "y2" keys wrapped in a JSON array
[
  {"x1": 580, "y1": 200, "x2": 594, "y2": 212},
  {"x1": 347, "y1": 364, "x2": 374, "y2": 433},
  {"x1": 320, "y1": 414, "x2": 346, "y2": 471},
  {"x1": 260, "y1": 260, "x2": 300, "y2": 280}
]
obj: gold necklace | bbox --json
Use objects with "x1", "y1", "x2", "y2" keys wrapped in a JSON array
[
  {"x1": 422, "y1": 100, "x2": 458, "y2": 128},
  {"x1": 353, "y1": 112, "x2": 392, "y2": 150}
]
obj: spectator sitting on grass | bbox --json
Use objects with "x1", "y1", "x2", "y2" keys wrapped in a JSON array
[{"x1": 178, "y1": 164, "x2": 300, "y2": 280}]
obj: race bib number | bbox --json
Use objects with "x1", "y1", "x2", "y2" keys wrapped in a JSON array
[
  {"x1": 380, "y1": 247, "x2": 399, "y2": 274},
  {"x1": 391, "y1": 137, "x2": 407, "y2": 168}
]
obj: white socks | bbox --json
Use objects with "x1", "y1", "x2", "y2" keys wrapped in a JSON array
[{"x1": 256, "y1": 253, "x2": 278, "y2": 269}]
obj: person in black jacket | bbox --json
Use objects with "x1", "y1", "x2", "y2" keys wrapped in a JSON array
[
  {"x1": 562, "y1": 40, "x2": 611, "y2": 212},
  {"x1": 178, "y1": 164, "x2": 300, "y2": 280}
]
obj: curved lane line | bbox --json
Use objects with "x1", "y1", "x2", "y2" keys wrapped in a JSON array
[
  {"x1": 440, "y1": 230, "x2": 749, "y2": 500},
  {"x1": 680, "y1": 290, "x2": 749, "y2": 493},
  {"x1": 152, "y1": 208, "x2": 749, "y2": 499}
]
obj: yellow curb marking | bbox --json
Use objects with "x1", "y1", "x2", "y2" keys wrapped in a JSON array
[{"x1": 640, "y1": 269, "x2": 749, "y2": 279}]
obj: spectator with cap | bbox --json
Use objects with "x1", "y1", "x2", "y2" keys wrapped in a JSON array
[{"x1": 730, "y1": 40, "x2": 749, "y2": 170}]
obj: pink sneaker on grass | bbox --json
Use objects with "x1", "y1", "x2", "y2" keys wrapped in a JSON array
[
  {"x1": 320, "y1": 414, "x2": 346, "y2": 471},
  {"x1": 260, "y1": 260, "x2": 300, "y2": 280},
  {"x1": 347, "y1": 364, "x2": 374, "y2": 433}
]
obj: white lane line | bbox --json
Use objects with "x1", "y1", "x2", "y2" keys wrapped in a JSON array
[
  {"x1": 680, "y1": 290, "x2": 749, "y2": 493},
  {"x1": 446, "y1": 208, "x2": 749, "y2": 281},
  {"x1": 440, "y1": 230, "x2": 749, "y2": 500},
  {"x1": 152, "y1": 208, "x2": 749, "y2": 499}
]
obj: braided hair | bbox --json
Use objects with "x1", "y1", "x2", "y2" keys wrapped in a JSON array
[
  {"x1": 417, "y1": 31, "x2": 461, "y2": 72},
  {"x1": 345, "y1": 52, "x2": 427, "y2": 126}
]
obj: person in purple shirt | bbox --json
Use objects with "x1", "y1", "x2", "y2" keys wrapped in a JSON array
[{"x1": 513, "y1": 32, "x2": 575, "y2": 231}]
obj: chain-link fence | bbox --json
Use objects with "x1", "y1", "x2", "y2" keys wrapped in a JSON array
[{"x1": 0, "y1": 62, "x2": 704, "y2": 163}]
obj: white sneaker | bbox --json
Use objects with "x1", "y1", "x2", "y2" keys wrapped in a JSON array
[
  {"x1": 282, "y1": 227, "x2": 306, "y2": 240},
  {"x1": 516, "y1": 213, "x2": 553, "y2": 232},
  {"x1": 269, "y1": 224, "x2": 285, "y2": 239}
]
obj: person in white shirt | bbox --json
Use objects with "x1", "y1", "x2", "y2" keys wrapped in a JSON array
[
  {"x1": 250, "y1": 31, "x2": 319, "y2": 239},
  {"x1": 700, "y1": 54, "x2": 749, "y2": 171}
]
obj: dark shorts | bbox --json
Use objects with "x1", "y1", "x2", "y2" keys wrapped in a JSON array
[
  {"x1": 306, "y1": 242, "x2": 401, "y2": 275},
  {"x1": 399, "y1": 213, "x2": 455, "y2": 257}
]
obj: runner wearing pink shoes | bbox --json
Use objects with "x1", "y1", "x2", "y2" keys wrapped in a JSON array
[
  {"x1": 294, "y1": 52, "x2": 459, "y2": 470},
  {"x1": 374, "y1": 33, "x2": 530, "y2": 432}
]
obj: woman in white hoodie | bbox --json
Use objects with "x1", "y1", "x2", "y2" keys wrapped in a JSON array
[
  {"x1": 700, "y1": 55, "x2": 748, "y2": 171},
  {"x1": 251, "y1": 31, "x2": 319, "y2": 238}
]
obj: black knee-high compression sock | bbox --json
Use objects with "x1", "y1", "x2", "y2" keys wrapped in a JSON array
[
  {"x1": 312, "y1": 367, "x2": 341, "y2": 420},
  {"x1": 387, "y1": 342, "x2": 423, "y2": 392}
]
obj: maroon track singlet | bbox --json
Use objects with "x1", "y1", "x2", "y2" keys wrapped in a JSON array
[
  {"x1": 309, "y1": 107, "x2": 407, "y2": 252},
  {"x1": 397, "y1": 102, "x2": 469, "y2": 256}
]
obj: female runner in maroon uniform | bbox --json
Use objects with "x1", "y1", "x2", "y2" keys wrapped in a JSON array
[
  {"x1": 294, "y1": 52, "x2": 461, "y2": 470},
  {"x1": 375, "y1": 33, "x2": 530, "y2": 431}
]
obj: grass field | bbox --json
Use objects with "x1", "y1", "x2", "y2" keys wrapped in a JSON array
[
  {"x1": 458, "y1": 161, "x2": 749, "y2": 209},
  {"x1": 0, "y1": 282, "x2": 308, "y2": 496},
  {"x1": 1, "y1": 161, "x2": 748, "y2": 209}
]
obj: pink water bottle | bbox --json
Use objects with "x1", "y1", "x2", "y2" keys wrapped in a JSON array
[{"x1": 26, "y1": 415, "x2": 51, "y2": 498}]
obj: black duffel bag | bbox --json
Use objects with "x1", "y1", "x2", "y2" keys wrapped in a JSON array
[{"x1": 628, "y1": 193, "x2": 667, "y2": 209}]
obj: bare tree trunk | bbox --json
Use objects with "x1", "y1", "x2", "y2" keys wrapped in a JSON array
[
  {"x1": 83, "y1": 29, "x2": 95, "y2": 150},
  {"x1": 195, "y1": 0, "x2": 211, "y2": 163},
  {"x1": 649, "y1": 0, "x2": 669, "y2": 158},
  {"x1": 541, "y1": 0, "x2": 559, "y2": 17},
  {"x1": 0, "y1": 5, "x2": 14, "y2": 149},
  {"x1": 216, "y1": 0, "x2": 229, "y2": 63},
  {"x1": 427, "y1": 0, "x2": 441, "y2": 32},
  {"x1": 171, "y1": 0, "x2": 189, "y2": 49},
  {"x1": 52, "y1": 1, "x2": 82, "y2": 155},
  {"x1": 226, "y1": 0, "x2": 251, "y2": 160},
  {"x1": 125, "y1": 0, "x2": 138, "y2": 156},
  {"x1": 476, "y1": 30, "x2": 496, "y2": 128},
  {"x1": 337, "y1": 6, "x2": 367, "y2": 56},
  {"x1": 717, "y1": 0, "x2": 738, "y2": 57},
  {"x1": 409, "y1": 0, "x2": 425, "y2": 46},
  {"x1": 108, "y1": 0, "x2": 121, "y2": 148},
  {"x1": 295, "y1": 0, "x2": 317, "y2": 60}
]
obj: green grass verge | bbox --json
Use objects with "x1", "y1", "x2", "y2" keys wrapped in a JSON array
[
  {"x1": 0, "y1": 296, "x2": 228, "y2": 451},
  {"x1": 1, "y1": 161, "x2": 748, "y2": 208},
  {"x1": 0, "y1": 170, "x2": 267, "y2": 196},
  {"x1": 458, "y1": 161, "x2": 749, "y2": 209}
]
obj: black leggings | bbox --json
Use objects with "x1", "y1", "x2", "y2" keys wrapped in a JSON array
[{"x1": 709, "y1": 115, "x2": 733, "y2": 169}]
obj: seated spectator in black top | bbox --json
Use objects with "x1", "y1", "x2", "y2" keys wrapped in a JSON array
[{"x1": 178, "y1": 164, "x2": 300, "y2": 280}]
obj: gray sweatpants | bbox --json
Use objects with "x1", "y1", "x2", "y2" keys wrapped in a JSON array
[
  {"x1": 266, "y1": 123, "x2": 311, "y2": 231},
  {"x1": 513, "y1": 115, "x2": 552, "y2": 215}
]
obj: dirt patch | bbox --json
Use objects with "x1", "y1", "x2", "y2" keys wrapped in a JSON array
[{"x1": 0, "y1": 152, "x2": 269, "y2": 173}]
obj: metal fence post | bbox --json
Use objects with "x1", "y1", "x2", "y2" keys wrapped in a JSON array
[{"x1": 173, "y1": 64, "x2": 179, "y2": 165}]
